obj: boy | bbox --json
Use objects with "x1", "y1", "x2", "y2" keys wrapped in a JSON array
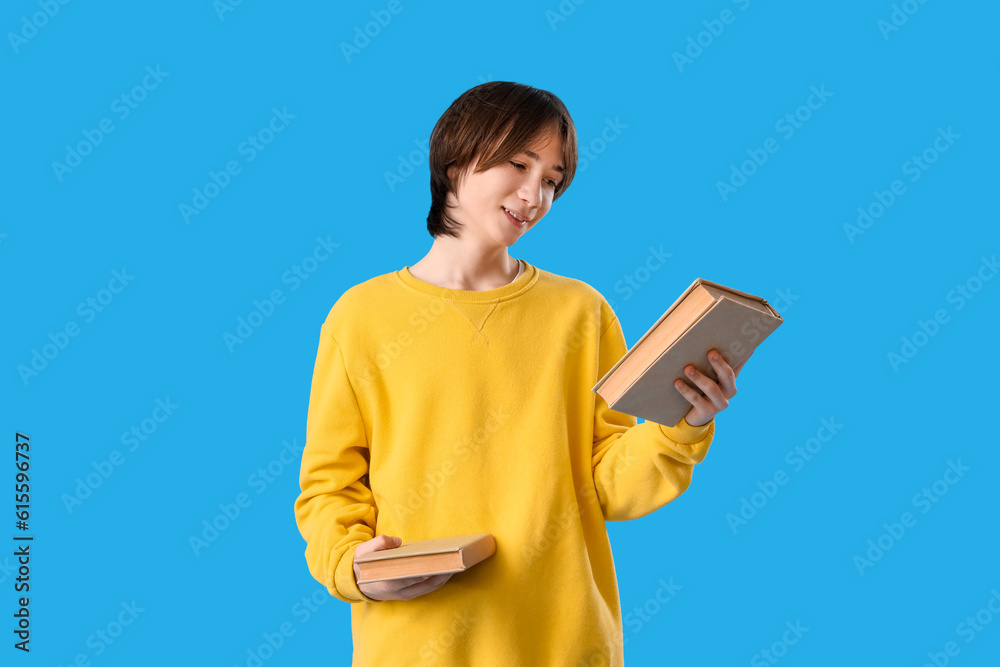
[{"x1": 294, "y1": 81, "x2": 739, "y2": 666}]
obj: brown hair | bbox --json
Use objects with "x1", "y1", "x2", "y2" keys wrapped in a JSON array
[{"x1": 426, "y1": 81, "x2": 578, "y2": 238}]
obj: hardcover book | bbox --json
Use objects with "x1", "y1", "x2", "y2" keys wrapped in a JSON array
[
  {"x1": 354, "y1": 533, "x2": 496, "y2": 584},
  {"x1": 592, "y1": 278, "x2": 783, "y2": 427}
]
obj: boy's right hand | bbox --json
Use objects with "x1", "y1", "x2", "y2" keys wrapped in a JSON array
[{"x1": 353, "y1": 535, "x2": 454, "y2": 601}]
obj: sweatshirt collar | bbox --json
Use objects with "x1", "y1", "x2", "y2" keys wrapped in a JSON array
[{"x1": 395, "y1": 260, "x2": 539, "y2": 302}]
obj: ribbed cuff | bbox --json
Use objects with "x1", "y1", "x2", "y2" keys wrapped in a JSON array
[
  {"x1": 336, "y1": 542, "x2": 377, "y2": 603},
  {"x1": 656, "y1": 416, "x2": 714, "y2": 445}
]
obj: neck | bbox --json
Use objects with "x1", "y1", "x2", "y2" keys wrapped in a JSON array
[{"x1": 410, "y1": 234, "x2": 519, "y2": 291}]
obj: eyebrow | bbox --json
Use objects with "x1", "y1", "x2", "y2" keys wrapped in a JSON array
[{"x1": 523, "y1": 149, "x2": 565, "y2": 174}]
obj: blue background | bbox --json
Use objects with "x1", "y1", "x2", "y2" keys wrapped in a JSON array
[{"x1": 3, "y1": 0, "x2": 998, "y2": 665}]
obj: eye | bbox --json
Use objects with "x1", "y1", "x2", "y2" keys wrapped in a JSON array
[{"x1": 511, "y1": 161, "x2": 560, "y2": 189}]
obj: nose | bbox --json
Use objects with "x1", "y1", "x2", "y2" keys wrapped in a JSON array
[{"x1": 517, "y1": 177, "x2": 542, "y2": 213}]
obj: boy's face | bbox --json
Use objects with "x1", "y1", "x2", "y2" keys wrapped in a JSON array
[{"x1": 446, "y1": 125, "x2": 565, "y2": 246}]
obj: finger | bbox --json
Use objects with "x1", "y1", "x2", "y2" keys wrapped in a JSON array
[
  {"x1": 357, "y1": 535, "x2": 400, "y2": 558},
  {"x1": 673, "y1": 377, "x2": 710, "y2": 410},
  {"x1": 682, "y1": 365, "x2": 729, "y2": 411},
  {"x1": 396, "y1": 573, "x2": 453, "y2": 599},
  {"x1": 360, "y1": 575, "x2": 428, "y2": 601},
  {"x1": 706, "y1": 350, "x2": 739, "y2": 397}
]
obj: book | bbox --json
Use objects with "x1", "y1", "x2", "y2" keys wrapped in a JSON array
[
  {"x1": 592, "y1": 278, "x2": 783, "y2": 428},
  {"x1": 354, "y1": 533, "x2": 496, "y2": 584}
]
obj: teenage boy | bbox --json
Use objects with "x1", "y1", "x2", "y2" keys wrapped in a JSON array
[{"x1": 294, "y1": 81, "x2": 739, "y2": 666}]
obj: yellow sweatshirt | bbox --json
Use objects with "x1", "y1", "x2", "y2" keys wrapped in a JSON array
[{"x1": 293, "y1": 259, "x2": 715, "y2": 666}]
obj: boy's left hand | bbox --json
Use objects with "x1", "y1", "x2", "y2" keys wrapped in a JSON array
[{"x1": 673, "y1": 349, "x2": 743, "y2": 427}]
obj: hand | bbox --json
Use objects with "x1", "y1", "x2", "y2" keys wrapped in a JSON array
[
  {"x1": 673, "y1": 349, "x2": 743, "y2": 427},
  {"x1": 353, "y1": 535, "x2": 455, "y2": 601}
]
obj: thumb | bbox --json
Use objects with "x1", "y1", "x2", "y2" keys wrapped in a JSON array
[{"x1": 379, "y1": 535, "x2": 401, "y2": 549}]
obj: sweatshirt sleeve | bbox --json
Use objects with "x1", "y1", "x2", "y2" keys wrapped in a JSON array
[
  {"x1": 591, "y1": 313, "x2": 716, "y2": 522},
  {"x1": 294, "y1": 322, "x2": 378, "y2": 603}
]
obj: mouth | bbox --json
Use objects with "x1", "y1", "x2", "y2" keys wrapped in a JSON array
[{"x1": 503, "y1": 206, "x2": 528, "y2": 228}]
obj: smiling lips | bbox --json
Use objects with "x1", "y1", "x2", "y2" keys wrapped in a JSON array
[{"x1": 503, "y1": 206, "x2": 528, "y2": 228}]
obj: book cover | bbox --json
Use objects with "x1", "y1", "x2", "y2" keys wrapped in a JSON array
[{"x1": 592, "y1": 278, "x2": 783, "y2": 427}]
